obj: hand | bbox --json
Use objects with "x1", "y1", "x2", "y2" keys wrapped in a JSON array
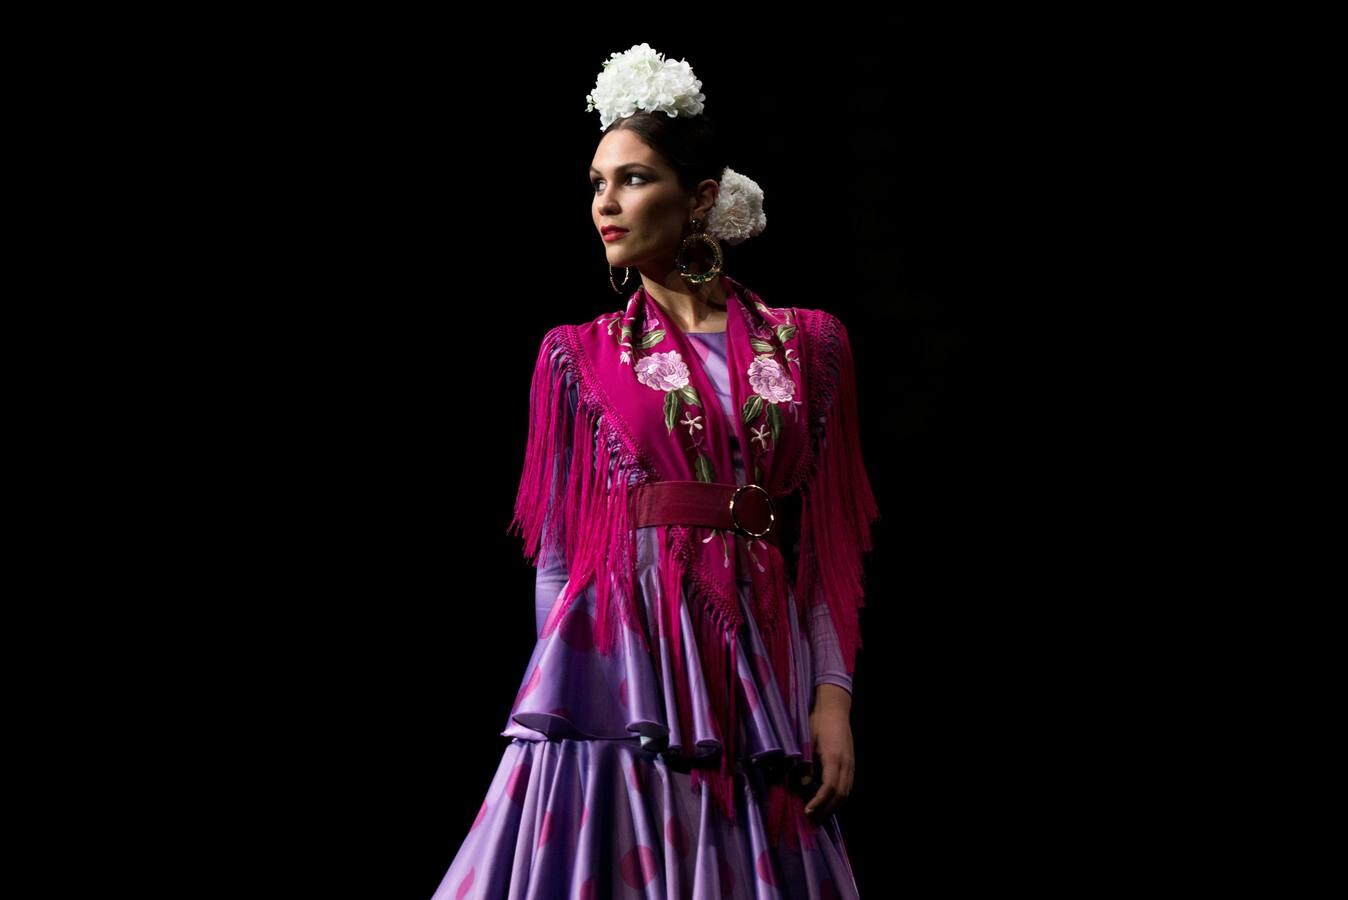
[{"x1": 804, "y1": 685, "x2": 854, "y2": 824}]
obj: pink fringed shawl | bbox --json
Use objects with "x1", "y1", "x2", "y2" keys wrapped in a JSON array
[{"x1": 508, "y1": 274, "x2": 879, "y2": 847}]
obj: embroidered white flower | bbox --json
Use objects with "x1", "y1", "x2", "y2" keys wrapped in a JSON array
[
  {"x1": 681, "y1": 413, "x2": 703, "y2": 434},
  {"x1": 747, "y1": 356, "x2": 794, "y2": 403},
  {"x1": 706, "y1": 167, "x2": 767, "y2": 246},
  {"x1": 751, "y1": 423, "x2": 771, "y2": 450},
  {"x1": 635, "y1": 350, "x2": 690, "y2": 392},
  {"x1": 584, "y1": 43, "x2": 706, "y2": 131}
]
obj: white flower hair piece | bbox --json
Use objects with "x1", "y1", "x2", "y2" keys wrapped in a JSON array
[
  {"x1": 706, "y1": 166, "x2": 767, "y2": 246},
  {"x1": 585, "y1": 43, "x2": 766, "y2": 246},
  {"x1": 584, "y1": 42, "x2": 706, "y2": 131}
]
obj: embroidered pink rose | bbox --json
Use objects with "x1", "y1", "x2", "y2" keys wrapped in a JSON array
[
  {"x1": 748, "y1": 356, "x2": 794, "y2": 403},
  {"x1": 635, "y1": 351, "x2": 690, "y2": 392}
]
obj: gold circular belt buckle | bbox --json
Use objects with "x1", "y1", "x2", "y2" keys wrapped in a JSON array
[{"x1": 729, "y1": 483, "x2": 776, "y2": 539}]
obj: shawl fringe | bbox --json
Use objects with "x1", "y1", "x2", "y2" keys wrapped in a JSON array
[
  {"x1": 507, "y1": 310, "x2": 879, "y2": 847},
  {"x1": 507, "y1": 325, "x2": 651, "y2": 658},
  {"x1": 795, "y1": 314, "x2": 882, "y2": 677},
  {"x1": 668, "y1": 525, "x2": 741, "y2": 826}
]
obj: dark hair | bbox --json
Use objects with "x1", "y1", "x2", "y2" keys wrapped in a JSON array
[{"x1": 604, "y1": 111, "x2": 728, "y2": 198}]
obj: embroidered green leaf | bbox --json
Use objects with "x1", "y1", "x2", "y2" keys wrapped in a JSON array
[
  {"x1": 742, "y1": 394, "x2": 764, "y2": 425},
  {"x1": 754, "y1": 462, "x2": 764, "y2": 484},
  {"x1": 663, "y1": 390, "x2": 681, "y2": 433},
  {"x1": 678, "y1": 384, "x2": 701, "y2": 407},
  {"x1": 638, "y1": 329, "x2": 666, "y2": 349},
  {"x1": 767, "y1": 402, "x2": 783, "y2": 443},
  {"x1": 694, "y1": 453, "x2": 716, "y2": 483},
  {"x1": 775, "y1": 324, "x2": 797, "y2": 343},
  {"x1": 750, "y1": 339, "x2": 776, "y2": 355}
]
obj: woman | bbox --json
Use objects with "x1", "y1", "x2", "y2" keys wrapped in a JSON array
[{"x1": 432, "y1": 43, "x2": 879, "y2": 899}]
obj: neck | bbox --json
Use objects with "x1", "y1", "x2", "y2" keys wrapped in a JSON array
[{"x1": 638, "y1": 269, "x2": 729, "y2": 333}]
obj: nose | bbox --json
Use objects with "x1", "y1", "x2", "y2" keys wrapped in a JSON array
[{"x1": 595, "y1": 185, "x2": 619, "y2": 215}]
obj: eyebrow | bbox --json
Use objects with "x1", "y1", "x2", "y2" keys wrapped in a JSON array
[{"x1": 588, "y1": 162, "x2": 655, "y2": 175}]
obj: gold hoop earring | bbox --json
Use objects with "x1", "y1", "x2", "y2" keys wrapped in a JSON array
[
  {"x1": 675, "y1": 218, "x2": 723, "y2": 285},
  {"x1": 608, "y1": 264, "x2": 632, "y2": 294}
]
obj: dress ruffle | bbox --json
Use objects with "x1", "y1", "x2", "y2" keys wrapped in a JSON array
[
  {"x1": 482, "y1": 524, "x2": 863, "y2": 896},
  {"x1": 502, "y1": 527, "x2": 819, "y2": 782},
  {"x1": 455, "y1": 298, "x2": 870, "y2": 896},
  {"x1": 431, "y1": 735, "x2": 858, "y2": 900}
]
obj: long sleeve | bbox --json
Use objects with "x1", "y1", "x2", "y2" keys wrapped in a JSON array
[
  {"x1": 803, "y1": 367, "x2": 856, "y2": 697},
  {"x1": 807, "y1": 590, "x2": 854, "y2": 695},
  {"x1": 533, "y1": 350, "x2": 579, "y2": 639},
  {"x1": 796, "y1": 312, "x2": 881, "y2": 679},
  {"x1": 535, "y1": 530, "x2": 570, "y2": 640}
]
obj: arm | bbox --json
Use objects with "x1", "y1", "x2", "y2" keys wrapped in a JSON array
[
  {"x1": 799, "y1": 313, "x2": 878, "y2": 823},
  {"x1": 807, "y1": 589, "x2": 854, "y2": 697},
  {"x1": 533, "y1": 349, "x2": 580, "y2": 639},
  {"x1": 535, "y1": 527, "x2": 571, "y2": 640},
  {"x1": 805, "y1": 564, "x2": 856, "y2": 825},
  {"x1": 795, "y1": 312, "x2": 880, "y2": 684}
]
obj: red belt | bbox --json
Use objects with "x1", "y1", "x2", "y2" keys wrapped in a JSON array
[{"x1": 629, "y1": 480, "x2": 782, "y2": 546}]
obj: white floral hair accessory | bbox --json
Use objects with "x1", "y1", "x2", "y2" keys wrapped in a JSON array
[
  {"x1": 586, "y1": 43, "x2": 767, "y2": 246},
  {"x1": 584, "y1": 43, "x2": 706, "y2": 131},
  {"x1": 706, "y1": 166, "x2": 767, "y2": 246}
]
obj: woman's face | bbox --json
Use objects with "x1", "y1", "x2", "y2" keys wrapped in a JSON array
[{"x1": 590, "y1": 128, "x2": 690, "y2": 271}]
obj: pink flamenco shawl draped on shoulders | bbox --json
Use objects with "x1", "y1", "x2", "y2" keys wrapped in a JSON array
[{"x1": 508, "y1": 273, "x2": 880, "y2": 849}]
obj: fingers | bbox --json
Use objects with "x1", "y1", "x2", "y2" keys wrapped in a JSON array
[
  {"x1": 804, "y1": 756, "x2": 842, "y2": 821},
  {"x1": 805, "y1": 783, "x2": 835, "y2": 821},
  {"x1": 804, "y1": 754, "x2": 854, "y2": 823}
]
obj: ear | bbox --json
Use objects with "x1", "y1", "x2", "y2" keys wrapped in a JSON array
[{"x1": 689, "y1": 178, "x2": 720, "y2": 221}]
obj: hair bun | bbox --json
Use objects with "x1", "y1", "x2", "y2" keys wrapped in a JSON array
[{"x1": 707, "y1": 167, "x2": 767, "y2": 245}]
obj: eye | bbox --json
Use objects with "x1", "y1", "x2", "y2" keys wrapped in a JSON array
[{"x1": 591, "y1": 173, "x2": 648, "y2": 192}]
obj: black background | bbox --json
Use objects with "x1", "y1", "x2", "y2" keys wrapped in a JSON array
[{"x1": 157, "y1": 15, "x2": 1146, "y2": 898}]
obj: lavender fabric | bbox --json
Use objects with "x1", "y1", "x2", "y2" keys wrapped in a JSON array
[
  {"x1": 434, "y1": 738, "x2": 858, "y2": 899},
  {"x1": 432, "y1": 331, "x2": 861, "y2": 899},
  {"x1": 534, "y1": 331, "x2": 852, "y2": 696}
]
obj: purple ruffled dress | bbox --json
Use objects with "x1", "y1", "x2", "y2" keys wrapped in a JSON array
[{"x1": 431, "y1": 331, "x2": 859, "y2": 899}]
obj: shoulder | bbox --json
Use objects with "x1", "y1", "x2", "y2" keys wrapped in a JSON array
[
  {"x1": 537, "y1": 304, "x2": 630, "y2": 347},
  {"x1": 540, "y1": 305, "x2": 637, "y2": 366},
  {"x1": 534, "y1": 315, "x2": 598, "y2": 356},
  {"x1": 527, "y1": 295, "x2": 633, "y2": 377},
  {"x1": 791, "y1": 306, "x2": 845, "y2": 335},
  {"x1": 526, "y1": 323, "x2": 580, "y2": 388},
  {"x1": 530, "y1": 310, "x2": 620, "y2": 384},
  {"x1": 531, "y1": 324, "x2": 570, "y2": 361},
  {"x1": 787, "y1": 308, "x2": 849, "y2": 364}
]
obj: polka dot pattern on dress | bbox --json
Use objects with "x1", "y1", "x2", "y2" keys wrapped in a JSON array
[{"x1": 620, "y1": 844, "x2": 659, "y2": 888}]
